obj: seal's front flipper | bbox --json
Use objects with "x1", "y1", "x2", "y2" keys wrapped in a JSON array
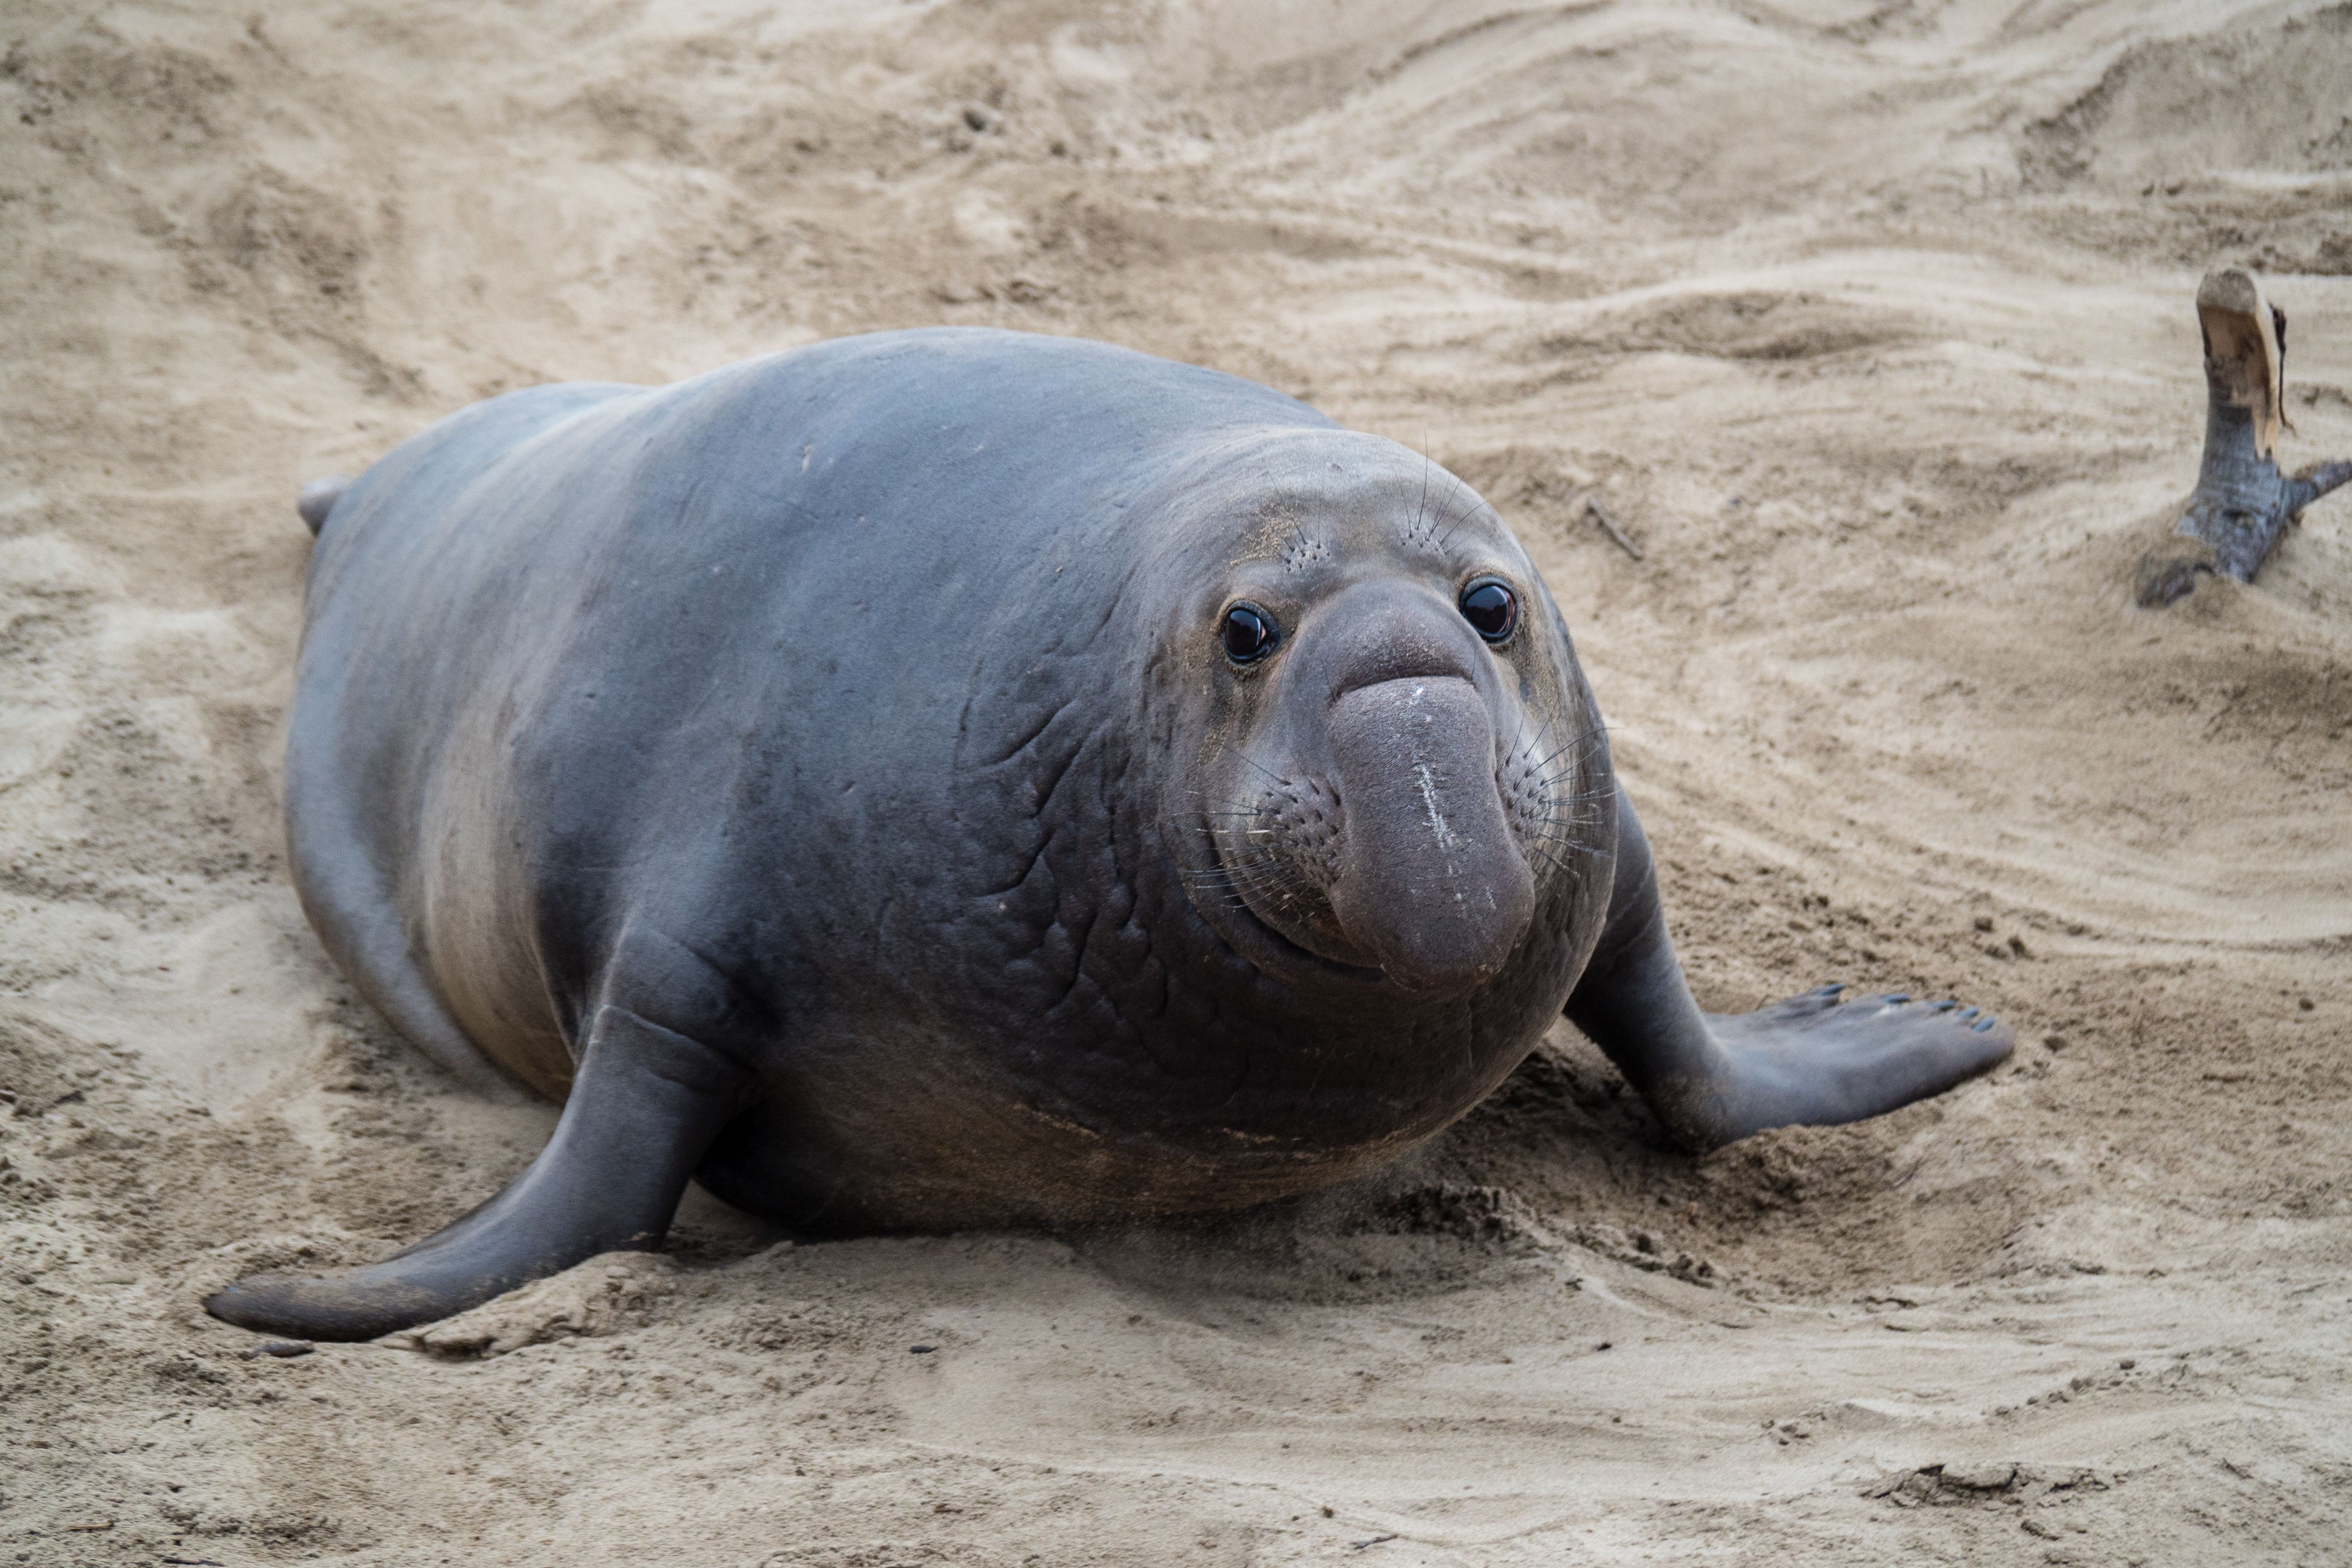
[
  {"x1": 205, "y1": 1008, "x2": 753, "y2": 1341},
  {"x1": 1697, "y1": 983, "x2": 2016, "y2": 1137},
  {"x1": 1564, "y1": 797, "x2": 2012, "y2": 1152}
]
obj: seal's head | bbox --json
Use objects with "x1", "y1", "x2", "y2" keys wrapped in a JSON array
[{"x1": 1152, "y1": 429, "x2": 1606, "y2": 999}]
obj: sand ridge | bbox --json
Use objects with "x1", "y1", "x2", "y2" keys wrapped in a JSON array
[{"x1": 3, "y1": 1, "x2": 2349, "y2": 1562}]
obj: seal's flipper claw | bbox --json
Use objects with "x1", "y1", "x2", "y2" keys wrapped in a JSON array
[
  {"x1": 204, "y1": 1007, "x2": 750, "y2": 1341},
  {"x1": 1928, "y1": 999, "x2": 1959, "y2": 1013},
  {"x1": 1973, "y1": 1016, "x2": 1997, "y2": 1032},
  {"x1": 1762, "y1": 983, "x2": 1846, "y2": 1021}
]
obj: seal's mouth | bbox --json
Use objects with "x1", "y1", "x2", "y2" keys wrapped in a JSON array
[
  {"x1": 1215, "y1": 875, "x2": 1389, "y2": 986},
  {"x1": 1204, "y1": 673, "x2": 1538, "y2": 996}
]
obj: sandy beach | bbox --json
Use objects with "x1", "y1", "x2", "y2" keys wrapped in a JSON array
[{"x1": 4, "y1": 2, "x2": 2350, "y2": 1562}]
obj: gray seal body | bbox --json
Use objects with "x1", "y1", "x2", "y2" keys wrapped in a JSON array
[{"x1": 210, "y1": 328, "x2": 2013, "y2": 1340}]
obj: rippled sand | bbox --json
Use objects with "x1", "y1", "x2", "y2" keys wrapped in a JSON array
[{"x1": 5, "y1": 3, "x2": 2349, "y2": 1562}]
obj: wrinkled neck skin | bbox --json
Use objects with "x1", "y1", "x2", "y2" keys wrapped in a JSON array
[{"x1": 1132, "y1": 428, "x2": 1618, "y2": 1036}]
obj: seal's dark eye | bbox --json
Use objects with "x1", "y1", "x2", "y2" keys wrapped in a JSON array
[
  {"x1": 1220, "y1": 602, "x2": 1278, "y2": 664},
  {"x1": 1459, "y1": 578, "x2": 1517, "y2": 643}
]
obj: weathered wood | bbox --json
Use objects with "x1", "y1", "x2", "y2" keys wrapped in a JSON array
[
  {"x1": 1585, "y1": 494, "x2": 1644, "y2": 561},
  {"x1": 2134, "y1": 268, "x2": 2351, "y2": 608}
]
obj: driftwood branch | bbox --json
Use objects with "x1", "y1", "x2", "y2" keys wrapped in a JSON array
[
  {"x1": 2135, "y1": 267, "x2": 2352, "y2": 607},
  {"x1": 1583, "y1": 494, "x2": 1643, "y2": 560}
]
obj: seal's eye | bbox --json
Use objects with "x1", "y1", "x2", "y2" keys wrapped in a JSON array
[
  {"x1": 1459, "y1": 578, "x2": 1517, "y2": 643},
  {"x1": 1220, "y1": 602, "x2": 1278, "y2": 664}
]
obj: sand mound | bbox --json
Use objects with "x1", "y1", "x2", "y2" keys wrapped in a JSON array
[
  {"x1": 5, "y1": 1, "x2": 2349, "y2": 1563},
  {"x1": 2023, "y1": 5, "x2": 2352, "y2": 191}
]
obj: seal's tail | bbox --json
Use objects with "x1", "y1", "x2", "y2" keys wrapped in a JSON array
[{"x1": 297, "y1": 473, "x2": 355, "y2": 536}]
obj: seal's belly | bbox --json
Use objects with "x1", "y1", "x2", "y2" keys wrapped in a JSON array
[
  {"x1": 416, "y1": 755, "x2": 575, "y2": 1099},
  {"x1": 689, "y1": 1014, "x2": 1534, "y2": 1231},
  {"x1": 697, "y1": 1090, "x2": 1435, "y2": 1230}
]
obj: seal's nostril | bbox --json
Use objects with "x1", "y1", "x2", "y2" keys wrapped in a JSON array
[
  {"x1": 1327, "y1": 646, "x2": 1482, "y2": 706},
  {"x1": 1296, "y1": 584, "x2": 1492, "y2": 706}
]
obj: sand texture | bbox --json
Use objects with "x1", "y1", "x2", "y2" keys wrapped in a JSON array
[{"x1": 6, "y1": 1, "x2": 2352, "y2": 1562}]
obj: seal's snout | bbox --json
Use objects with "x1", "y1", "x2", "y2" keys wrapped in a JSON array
[
  {"x1": 1321, "y1": 607, "x2": 1480, "y2": 708},
  {"x1": 1324, "y1": 675, "x2": 1536, "y2": 993}
]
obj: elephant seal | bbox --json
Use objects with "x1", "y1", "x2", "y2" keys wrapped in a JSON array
[{"x1": 207, "y1": 328, "x2": 2013, "y2": 1341}]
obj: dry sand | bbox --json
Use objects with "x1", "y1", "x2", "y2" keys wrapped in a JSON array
[{"x1": 5, "y1": 1, "x2": 2351, "y2": 1562}]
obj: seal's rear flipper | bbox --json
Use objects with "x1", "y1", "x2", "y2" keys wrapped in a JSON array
[
  {"x1": 1564, "y1": 795, "x2": 2013, "y2": 1151},
  {"x1": 204, "y1": 1008, "x2": 753, "y2": 1341},
  {"x1": 297, "y1": 473, "x2": 356, "y2": 536}
]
